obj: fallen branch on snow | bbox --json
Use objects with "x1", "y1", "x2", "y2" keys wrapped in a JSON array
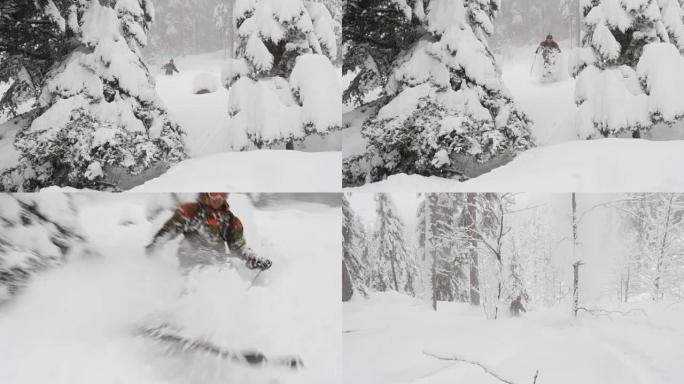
[{"x1": 423, "y1": 351, "x2": 528, "y2": 384}]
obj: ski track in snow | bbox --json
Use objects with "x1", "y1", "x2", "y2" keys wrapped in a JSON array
[
  {"x1": 0, "y1": 195, "x2": 341, "y2": 384},
  {"x1": 153, "y1": 54, "x2": 231, "y2": 157},
  {"x1": 501, "y1": 57, "x2": 577, "y2": 146},
  {"x1": 343, "y1": 292, "x2": 684, "y2": 384}
]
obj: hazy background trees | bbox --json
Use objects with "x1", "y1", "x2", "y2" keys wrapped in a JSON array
[{"x1": 344, "y1": 192, "x2": 684, "y2": 319}]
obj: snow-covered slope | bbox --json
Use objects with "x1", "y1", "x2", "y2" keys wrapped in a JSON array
[
  {"x1": 344, "y1": 292, "x2": 684, "y2": 384},
  {"x1": 0, "y1": 194, "x2": 341, "y2": 384},
  {"x1": 349, "y1": 139, "x2": 684, "y2": 192},
  {"x1": 153, "y1": 52, "x2": 231, "y2": 157},
  {"x1": 501, "y1": 52, "x2": 577, "y2": 146},
  {"x1": 131, "y1": 150, "x2": 341, "y2": 192}
]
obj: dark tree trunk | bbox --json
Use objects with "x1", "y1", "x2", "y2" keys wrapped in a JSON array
[
  {"x1": 342, "y1": 260, "x2": 353, "y2": 302},
  {"x1": 571, "y1": 193, "x2": 581, "y2": 318},
  {"x1": 572, "y1": 261, "x2": 583, "y2": 318},
  {"x1": 389, "y1": 252, "x2": 399, "y2": 292}
]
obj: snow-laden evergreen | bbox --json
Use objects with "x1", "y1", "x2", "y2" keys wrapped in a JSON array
[
  {"x1": 0, "y1": 193, "x2": 88, "y2": 301},
  {"x1": 223, "y1": 0, "x2": 341, "y2": 150},
  {"x1": 419, "y1": 193, "x2": 470, "y2": 304},
  {"x1": 343, "y1": 194, "x2": 370, "y2": 300},
  {"x1": 344, "y1": 0, "x2": 533, "y2": 186},
  {"x1": 572, "y1": 0, "x2": 684, "y2": 138},
  {"x1": 0, "y1": 0, "x2": 73, "y2": 116},
  {"x1": 1, "y1": 0, "x2": 186, "y2": 191},
  {"x1": 370, "y1": 194, "x2": 419, "y2": 295},
  {"x1": 618, "y1": 193, "x2": 684, "y2": 301}
]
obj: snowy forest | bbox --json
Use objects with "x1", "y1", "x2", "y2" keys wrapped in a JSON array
[
  {"x1": 343, "y1": 192, "x2": 684, "y2": 383},
  {"x1": 0, "y1": 192, "x2": 341, "y2": 383},
  {"x1": 0, "y1": 0, "x2": 342, "y2": 192},
  {"x1": 342, "y1": 0, "x2": 684, "y2": 190}
]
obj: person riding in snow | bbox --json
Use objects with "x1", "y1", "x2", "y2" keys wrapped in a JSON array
[
  {"x1": 145, "y1": 192, "x2": 272, "y2": 272},
  {"x1": 161, "y1": 59, "x2": 179, "y2": 76},
  {"x1": 535, "y1": 34, "x2": 561, "y2": 81},
  {"x1": 537, "y1": 34, "x2": 561, "y2": 54}
]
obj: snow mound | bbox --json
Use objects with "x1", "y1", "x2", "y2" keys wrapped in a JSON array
[
  {"x1": 348, "y1": 139, "x2": 684, "y2": 192},
  {"x1": 191, "y1": 72, "x2": 219, "y2": 95},
  {"x1": 131, "y1": 150, "x2": 341, "y2": 192}
]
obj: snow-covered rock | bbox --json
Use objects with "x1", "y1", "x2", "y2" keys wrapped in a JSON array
[{"x1": 191, "y1": 72, "x2": 219, "y2": 94}]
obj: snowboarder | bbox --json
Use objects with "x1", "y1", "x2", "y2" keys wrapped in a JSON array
[
  {"x1": 145, "y1": 192, "x2": 272, "y2": 272},
  {"x1": 535, "y1": 34, "x2": 561, "y2": 82},
  {"x1": 161, "y1": 59, "x2": 179, "y2": 76}
]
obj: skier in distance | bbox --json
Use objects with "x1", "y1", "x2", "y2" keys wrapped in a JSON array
[
  {"x1": 161, "y1": 58, "x2": 180, "y2": 76},
  {"x1": 535, "y1": 34, "x2": 562, "y2": 82}
]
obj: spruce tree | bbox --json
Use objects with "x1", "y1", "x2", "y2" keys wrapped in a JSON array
[
  {"x1": 573, "y1": 0, "x2": 684, "y2": 138},
  {"x1": 344, "y1": 0, "x2": 533, "y2": 185},
  {"x1": 225, "y1": 0, "x2": 340, "y2": 150},
  {"x1": 342, "y1": 193, "x2": 370, "y2": 299},
  {"x1": 619, "y1": 193, "x2": 684, "y2": 301},
  {"x1": 1, "y1": 0, "x2": 186, "y2": 191},
  {"x1": 371, "y1": 193, "x2": 418, "y2": 295},
  {"x1": 0, "y1": 0, "x2": 74, "y2": 116},
  {"x1": 424, "y1": 193, "x2": 470, "y2": 304}
]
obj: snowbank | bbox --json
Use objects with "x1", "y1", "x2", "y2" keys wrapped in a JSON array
[
  {"x1": 348, "y1": 139, "x2": 684, "y2": 192},
  {"x1": 131, "y1": 150, "x2": 341, "y2": 192},
  {"x1": 191, "y1": 72, "x2": 219, "y2": 94}
]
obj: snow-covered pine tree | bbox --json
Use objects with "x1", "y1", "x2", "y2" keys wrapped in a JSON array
[
  {"x1": 224, "y1": 0, "x2": 341, "y2": 150},
  {"x1": 370, "y1": 193, "x2": 418, "y2": 295},
  {"x1": 618, "y1": 193, "x2": 684, "y2": 301},
  {"x1": 511, "y1": 205, "x2": 559, "y2": 308},
  {"x1": 0, "y1": 1, "x2": 73, "y2": 117},
  {"x1": 572, "y1": 0, "x2": 684, "y2": 138},
  {"x1": 423, "y1": 193, "x2": 470, "y2": 305},
  {"x1": 1, "y1": 0, "x2": 186, "y2": 191},
  {"x1": 342, "y1": 0, "x2": 421, "y2": 106},
  {"x1": 316, "y1": 0, "x2": 343, "y2": 65},
  {"x1": 342, "y1": 193, "x2": 370, "y2": 299},
  {"x1": 0, "y1": 194, "x2": 89, "y2": 301},
  {"x1": 345, "y1": 0, "x2": 533, "y2": 185}
]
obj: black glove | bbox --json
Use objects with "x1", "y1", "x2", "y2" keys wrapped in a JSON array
[{"x1": 246, "y1": 256, "x2": 272, "y2": 271}]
